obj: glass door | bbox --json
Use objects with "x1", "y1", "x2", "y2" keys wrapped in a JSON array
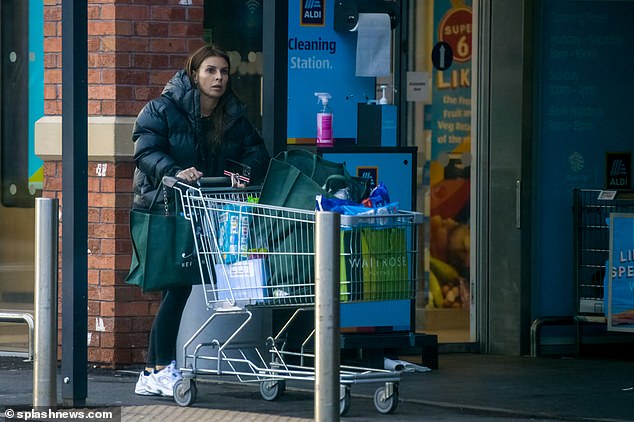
[
  {"x1": 0, "y1": 0, "x2": 43, "y2": 357},
  {"x1": 410, "y1": 0, "x2": 474, "y2": 345}
]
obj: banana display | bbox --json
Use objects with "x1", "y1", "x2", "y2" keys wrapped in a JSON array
[
  {"x1": 429, "y1": 256, "x2": 468, "y2": 308},
  {"x1": 428, "y1": 216, "x2": 470, "y2": 309}
]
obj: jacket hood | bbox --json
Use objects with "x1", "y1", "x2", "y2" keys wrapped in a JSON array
[
  {"x1": 161, "y1": 70, "x2": 200, "y2": 122},
  {"x1": 161, "y1": 70, "x2": 247, "y2": 127}
]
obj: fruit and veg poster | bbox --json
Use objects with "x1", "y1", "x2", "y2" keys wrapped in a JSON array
[
  {"x1": 428, "y1": 0, "x2": 472, "y2": 310},
  {"x1": 607, "y1": 214, "x2": 634, "y2": 332}
]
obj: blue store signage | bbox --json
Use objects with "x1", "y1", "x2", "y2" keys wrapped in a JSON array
[
  {"x1": 608, "y1": 213, "x2": 634, "y2": 332},
  {"x1": 288, "y1": 0, "x2": 374, "y2": 143}
]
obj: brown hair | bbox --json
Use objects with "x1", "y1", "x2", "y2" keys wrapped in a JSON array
[{"x1": 184, "y1": 45, "x2": 232, "y2": 150}]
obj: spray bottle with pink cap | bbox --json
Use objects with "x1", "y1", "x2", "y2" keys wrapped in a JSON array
[{"x1": 314, "y1": 92, "x2": 333, "y2": 147}]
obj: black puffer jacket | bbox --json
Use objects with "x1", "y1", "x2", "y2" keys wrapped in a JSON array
[{"x1": 132, "y1": 70, "x2": 270, "y2": 209}]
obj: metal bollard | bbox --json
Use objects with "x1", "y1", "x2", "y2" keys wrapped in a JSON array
[
  {"x1": 34, "y1": 198, "x2": 59, "y2": 408},
  {"x1": 314, "y1": 211, "x2": 340, "y2": 422}
]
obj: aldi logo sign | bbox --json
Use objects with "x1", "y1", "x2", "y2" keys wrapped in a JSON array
[
  {"x1": 301, "y1": 0, "x2": 325, "y2": 26},
  {"x1": 606, "y1": 152, "x2": 631, "y2": 189}
]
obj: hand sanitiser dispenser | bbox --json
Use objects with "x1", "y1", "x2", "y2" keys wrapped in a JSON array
[
  {"x1": 315, "y1": 92, "x2": 334, "y2": 147},
  {"x1": 378, "y1": 84, "x2": 388, "y2": 105},
  {"x1": 357, "y1": 86, "x2": 397, "y2": 146}
]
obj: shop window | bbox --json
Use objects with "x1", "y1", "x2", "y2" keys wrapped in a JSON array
[{"x1": 203, "y1": 0, "x2": 263, "y2": 131}]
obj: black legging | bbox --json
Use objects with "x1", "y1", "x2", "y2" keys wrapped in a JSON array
[{"x1": 146, "y1": 285, "x2": 192, "y2": 367}]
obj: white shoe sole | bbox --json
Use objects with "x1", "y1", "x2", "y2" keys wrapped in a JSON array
[
  {"x1": 145, "y1": 379, "x2": 175, "y2": 397},
  {"x1": 135, "y1": 388, "x2": 158, "y2": 396}
]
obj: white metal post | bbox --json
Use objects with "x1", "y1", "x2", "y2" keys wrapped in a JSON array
[
  {"x1": 314, "y1": 211, "x2": 340, "y2": 421},
  {"x1": 34, "y1": 197, "x2": 59, "y2": 408}
]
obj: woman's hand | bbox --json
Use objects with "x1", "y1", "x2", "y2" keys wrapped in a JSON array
[
  {"x1": 230, "y1": 173, "x2": 246, "y2": 188},
  {"x1": 176, "y1": 167, "x2": 203, "y2": 184}
]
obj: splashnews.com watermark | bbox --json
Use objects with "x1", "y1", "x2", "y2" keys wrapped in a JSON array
[{"x1": 2, "y1": 406, "x2": 120, "y2": 422}]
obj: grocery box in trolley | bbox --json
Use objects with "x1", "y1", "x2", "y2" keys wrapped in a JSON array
[{"x1": 214, "y1": 258, "x2": 268, "y2": 304}]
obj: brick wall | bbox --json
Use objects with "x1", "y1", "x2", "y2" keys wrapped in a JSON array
[
  {"x1": 44, "y1": 0, "x2": 205, "y2": 116},
  {"x1": 42, "y1": 0, "x2": 205, "y2": 367}
]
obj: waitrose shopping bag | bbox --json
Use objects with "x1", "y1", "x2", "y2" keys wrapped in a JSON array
[{"x1": 360, "y1": 227, "x2": 410, "y2": 301}]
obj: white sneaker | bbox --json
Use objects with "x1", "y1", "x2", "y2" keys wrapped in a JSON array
[
  {"x1": 145, "y1": 362, "x2": 181, "y2": 397},
  {"x1": 166, "y1": 360, "x2": 183, "y2": 381},
  {"x1": 134, "y1": 371, "x2": 158, "y2": 396}
]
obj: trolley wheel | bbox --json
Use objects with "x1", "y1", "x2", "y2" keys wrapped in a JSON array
[
  {"x1": 259, "y1": 379, "x2": 286, "y2": 401},
  {"x1": 173, "y1": 378, "x2": 197, "y2": 407},
  {"x1": 339, "y1": 385, "x2": 351, "y2": 417},
  {"x1": 373, "y1": 383, "x2": 399, "y2": 414}
]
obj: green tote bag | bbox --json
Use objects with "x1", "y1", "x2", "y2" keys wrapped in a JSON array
[
  {"x1": 256, "y1": 150, "x2": 370, "y2": 304},
  {"x1": 258, "y1": 149, "x2": 370, "y2": 210},
  {"x1": 125, "y1": 185, "x2": 200, "y2": 292}
]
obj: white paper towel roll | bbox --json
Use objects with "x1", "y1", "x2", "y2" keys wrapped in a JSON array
[{"x1": 354, "y1": 13, "x2": 391, "y2": 77}]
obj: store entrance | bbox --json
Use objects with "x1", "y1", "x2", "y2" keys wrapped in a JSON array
[{"x1": 412, "y1": 1, "x2": 474, "y2": 346}]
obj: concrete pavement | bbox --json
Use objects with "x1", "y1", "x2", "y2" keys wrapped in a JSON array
[{"x1": 2, "y1": 353, "x2": 634, "y2": 421}]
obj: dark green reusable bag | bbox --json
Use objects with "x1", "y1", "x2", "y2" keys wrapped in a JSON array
[
  {"x1": 258, "y1": 149, "x2": 369, "y2": 210},
  {"x1": 257, "y1": 150, "x2": 370, "y2": 304},
  {"x1": 125, "y1": 184, "x2": 200, "y2": 293},
  {"x1": 258, "y1": 157, "x2": 323, "y2": 210}
]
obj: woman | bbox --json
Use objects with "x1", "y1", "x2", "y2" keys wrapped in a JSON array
[{"x1": 131, "y1": 45, "x2": 270, "y2": 396}]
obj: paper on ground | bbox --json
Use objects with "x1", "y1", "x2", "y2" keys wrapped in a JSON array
[{"x1": 384, "y1": 357, "x2": 432, "y2": 373}]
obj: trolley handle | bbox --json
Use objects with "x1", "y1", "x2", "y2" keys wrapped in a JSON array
[
  {"x1": 163, "y1": 175, "x2": 232, "y2": 189},
  {"x1": 163, "y1": 176, "x2": 260, "y2": 198},
  {"x1": 198, "y1": 176, "x2": 232, "y2": 187}
]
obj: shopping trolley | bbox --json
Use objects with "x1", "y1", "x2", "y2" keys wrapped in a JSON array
[{"x1": 164, "y1": 176, "x2": 424, "y2": 415}]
